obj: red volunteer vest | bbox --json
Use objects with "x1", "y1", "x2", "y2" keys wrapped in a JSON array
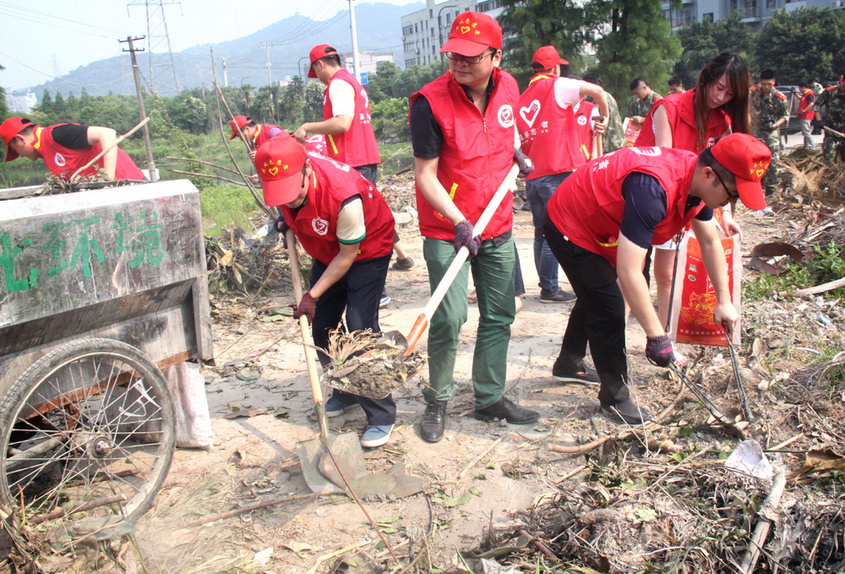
[
  {"x1": 797, "y1": 89, "x2": 815, "y2": 120},
  {"x1": 33, "y1": 124, "x2": 145, "y2": 180},
  {"x1": 635, "y1": 90, "x2": 730, "y2": 153},
  {"x1": 323, "y1": 69, "x2": 381, "y2": 168},
  {"x1": 281, "y1": 154, "x2": 394, "y2": 266},
  {"x1": 547, "y1": 147, "x2": 703, "y2": 266},
  {"x1": 517, "y1": 74, "x2": 595, "y2": 180},
  {"x1": 254, "y1": 124, "x2": 283, "y2": 149},
  {"x1": 410, "y1": 68, "x2": 519, "y2": 240}
]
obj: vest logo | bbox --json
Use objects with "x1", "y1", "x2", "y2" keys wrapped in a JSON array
[
  {"x1": 577, "y1": 115, "x2": 588, "y2": 126},
  {"x1": 519, "y1": 100, "x2": 541, "y2": 128},
  {"x1": 630, "y1": 147, "x2": 662, "y2": 157},
  {"x1": 498, "y1": 104, "x2": 514, "y2": 128},
  {"x1": 312, "y1": 218, "x2": 329, "y2": 236},
  {"x1": 54, "y1": 152, "x2": 67, "y2": 167}
]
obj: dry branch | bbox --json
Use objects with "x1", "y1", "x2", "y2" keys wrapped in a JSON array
[{"x1": 781, "y1": 277, "x2": 845, "y2": 297}]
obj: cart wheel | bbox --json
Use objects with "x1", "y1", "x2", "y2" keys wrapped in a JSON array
[{"x1": 0, "y1": 338, "x2": 175, "y2": 540}]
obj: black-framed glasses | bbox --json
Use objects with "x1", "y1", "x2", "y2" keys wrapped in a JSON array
[
  {"x1": 445, "y1": 50, "x2": 494, "y2": 65},
  {"x1": 714, "y1": 169, "x2": 738, "y2": 206}
]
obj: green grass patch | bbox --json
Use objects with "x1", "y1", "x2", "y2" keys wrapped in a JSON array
[
  {"x1": 744, "y1": 241, "x2": 845, "y2": 301},
  {"x1": 200, "y1": 184, "x2": 264, "y2": 235}
]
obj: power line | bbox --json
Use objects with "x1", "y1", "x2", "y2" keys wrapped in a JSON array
[{"x1": 0, "y1": 1, "x2": 120, "y2": 39}]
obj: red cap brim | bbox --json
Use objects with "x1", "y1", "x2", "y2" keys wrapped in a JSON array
[
  {"x1": 737, "y1": 179, "x2": 766, "y2": 211},
  {"x1": 440, "y1": 38, "x2": 488, "y2": 57},
  {"x1": 262, "y1": 174, "x2": 302, "y2": 207},
  {"x1": 308, "y1": 64, "x2": 317, "y2": 78},
  {"x1": 4, "y1": 146, "x2": 18, "y2": 162}
]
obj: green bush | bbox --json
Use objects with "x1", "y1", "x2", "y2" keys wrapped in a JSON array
[
  {"x1": 200, "y1": 184, "x2": 263, "y2": 234},
  {"x1": 372, "y1": 98, "x2": 410, "y2": 143}
]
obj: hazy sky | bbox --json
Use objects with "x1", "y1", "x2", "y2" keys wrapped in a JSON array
[{"x1": 0, "y1": 0, "x2": 420, "y2": 90}]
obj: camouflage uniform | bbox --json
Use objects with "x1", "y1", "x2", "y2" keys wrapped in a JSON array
[
  {"x1": 751, "y1": 87, "x2": 789, "y2": 193},
  {"x1": 628, "y1": 91, "x2": 661, "y2": 119},
  {"x1": 600, "y1": 92, "x2": 625, "y2": 152},
  {"x1": 816, "y1": 86, "x2": 845, "y2": 164}
]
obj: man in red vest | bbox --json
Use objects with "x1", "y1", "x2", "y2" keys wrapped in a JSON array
[
  {"x1": 544, "y1": 133, "x2": 770, "y2": 424},
  {"x1": 409, "y1": 11, "x2": 539, "y2": 443},
  {"x1": 229, "y1": 115, "x2": 284, "y2": 160},
  {"x1": 255, "y1": 134, "x2": 397, "y2": 448},
  {"x1": 0, "y1": 116, "x2": 144, "y2": 180},
  {"x1": 797, "y1": 81, "x2": 816, "y2": 150},
  {"x1": 516, "y1": 45, "x2": 608, "y2": 308}
]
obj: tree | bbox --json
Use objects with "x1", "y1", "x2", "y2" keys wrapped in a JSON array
[
  {"x1": 593, "y1": 0, "x2": 681, "y2": 102},
  {"x1": 279, "y1": 76, "x2": 305, "y2": 128},
  {"x1": 674, "y1": 13, "x2": 757, "y2": 88},
  {"x1": 169, "y1": 94, "x2": 209, "y2": 134},
  {"x1": 303, "y1": 82, "x2": 324, "y2": 123},
  {"x1": 499, "y1": 0, "x2": 590, "y2": 87},
  {"x1": 371, "y1": 98, "x2": 409, "y2": 142},
  {"x1": 755, "y1": 8, "x2": 845, "y2": 84}
]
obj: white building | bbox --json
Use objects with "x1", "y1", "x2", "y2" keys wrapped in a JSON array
[
  {"x1": 401, "y1": 0, "x2": 504, "y2": 68},
  {"x1": 6, "y1": 89, "x2": 38, "y2": 114},
  {"x1": 343, "y1": 51, "x2": 395, "y2": 76},
  {"x1": 662, "y1": 0, "x2": 845, "y2": 30}
]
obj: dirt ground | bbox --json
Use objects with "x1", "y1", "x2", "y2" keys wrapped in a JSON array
[{"x1": 118, "y1": 156, "x2": 844, "y2": 573}]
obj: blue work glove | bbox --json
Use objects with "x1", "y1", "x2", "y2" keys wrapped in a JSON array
[
  {"x1": 292, "y1": 291, "x2": 318, "y2": 324},
  {"x1": 274, "y1": 214, "x2": 289, "y2": 235},
  {"x1": 453, "y1": 220, "x2": 481, "y2": 258},
  {"x1": 645, "y1": 335, "x2": 674, "y2": 367}
]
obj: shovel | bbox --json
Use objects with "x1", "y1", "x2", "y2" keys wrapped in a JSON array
[
  {"x1": 381, "y1": 163, "x2": 520, "y2": 357},
  {"x1": 286, "y1": 230, "x2": 367, "y2": 494}
]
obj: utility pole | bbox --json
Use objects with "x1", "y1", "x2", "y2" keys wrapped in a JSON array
[
  {"x1": 262, "y1": 42, "x2": 273, "y2": 86},
  {"x1": 348, "y1": 0, "x2": 361, "y2": 82},
  {"x1": 222, "y1": 57, "x2": 228, "y2": 87},
  {"x1": 120, "y1": 36, "x2": 157, "y2": 181}
]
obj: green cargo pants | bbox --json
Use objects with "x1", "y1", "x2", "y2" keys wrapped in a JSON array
[{"x1": 422, "y1": 236, "x2": 516, "y2": 409}]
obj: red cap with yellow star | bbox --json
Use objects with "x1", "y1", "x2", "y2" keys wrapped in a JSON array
[
  {"x1": 710, "y1": 133, "x2": 771, "y2": 211},
  {"x1": 254, "y1": 133, "x2": 307, "y2": 206},
  {"x1": 440, "y1": 11, "x2": 502, "y2": 56}
]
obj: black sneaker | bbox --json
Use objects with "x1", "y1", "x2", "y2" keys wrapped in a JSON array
[
  {"x1": 601, "y1": 398, "x2": 652, "y2": 425},
  {"x1": 552, "y1": 359, "x2": 600, "y2": 385},
  {"x1": 474, "y1": 397, "x2": 539, "y2": 425},
  {"x1": 420, "y1": 401, "x2": 447, "y2": 443},
  {"x1": 392, "y1": 257, "x2": 415, "y2": 271},
  {"x1": 540, "y1": 289, "x2": 576, "y2": 303}
]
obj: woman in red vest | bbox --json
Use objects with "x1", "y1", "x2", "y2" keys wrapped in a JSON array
[{"x1": 636, "y1": 52, "x2": 750, "y2": 332}]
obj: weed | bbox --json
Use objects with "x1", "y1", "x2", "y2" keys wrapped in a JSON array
[
  {"x1": 744, "y1": 240, "x2": 845, "y2": 301},
  {"x1": 200, "y1": 184, "x2": 263, "y2": 233}
]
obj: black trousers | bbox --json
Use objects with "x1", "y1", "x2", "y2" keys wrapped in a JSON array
[
  {"x1": 543, "y1": 214, "x2": 630, "y2": 406},
  {"x1": 354, "y1": 164, "x2": 378, "y2": 186},
  {"x1": 311, "y1": 254, "x2": 396, "y2": 425}
]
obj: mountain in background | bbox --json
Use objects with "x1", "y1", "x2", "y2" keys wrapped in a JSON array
[{"x1": 27, "y1": 2, "x2": 422, "y2": 98}]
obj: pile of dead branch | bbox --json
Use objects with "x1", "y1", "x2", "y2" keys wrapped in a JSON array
[
  {"x1": 206, "y1": 224, "x2": 299, "y2": 295},
  {"x1": 469, "y1": 450, "x2": 843, "y2": 573},
  {"x1": 780, "y1": 152, "x2": 845, "y2": 200},
  {"x1": 321, "y1": 329, "x2": 426, "y2": 399}
]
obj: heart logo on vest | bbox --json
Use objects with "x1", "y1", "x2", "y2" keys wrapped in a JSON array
[
  {"x1": 577, "y1": 115, "x2": 588, "y2": 126},
  {"x1": 312, "y1": 218, "x2": 329, "y2": 236},
  {"x1": 498, "y1": 104, "x2": 514, "y2": 128},
  {"x1": 54, "y1": 152, "x2": 66, "y2": 167},
  {"x1": 519, "y1": 100, "x2": 541, "y2": 128}
]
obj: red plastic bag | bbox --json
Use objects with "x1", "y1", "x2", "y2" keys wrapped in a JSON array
[
  {"x1": 669, "y1": 230, "x2": 741, "y2": 347},
  {"x1": 622, "y1": 117, "x2": 642, "y2": 147}
]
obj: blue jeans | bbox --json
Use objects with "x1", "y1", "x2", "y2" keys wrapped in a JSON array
[{"x1": 526, "y1": 172, "x2": 571, "y2": 293}]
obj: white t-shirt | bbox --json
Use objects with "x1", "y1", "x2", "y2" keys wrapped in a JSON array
[
  {"x1": 336, "y1": 197, "x2": 365, "y2": 244},
  {"x1": 328, "y1": 78, "x2": 356, "y2": 118},
  {"x1": 554, "y1": 77, "x2": 600, "y2": 128}
]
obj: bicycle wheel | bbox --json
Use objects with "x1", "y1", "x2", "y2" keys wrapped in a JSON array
[{"x1": 0, "y1": 338, "x2": 175, "y2": 539}]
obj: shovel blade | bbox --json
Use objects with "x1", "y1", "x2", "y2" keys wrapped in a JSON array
[{"x1": 297, "y1": 431, "x2": 367, "y2": 494}]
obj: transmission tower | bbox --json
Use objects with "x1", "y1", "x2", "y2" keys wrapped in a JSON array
[{"x1": 127, "y1": 0, "x2": 181, "y2": 95}]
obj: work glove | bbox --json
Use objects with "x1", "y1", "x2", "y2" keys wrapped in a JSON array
[
  {"x1": 273, "y1": 214, "x2": 289, "y2": 248},
  {"x1": 764, "y1": 120, "x2": 776, "y2": 131},
  {"x1": 645, "y1": 335, "x2": 674, "y2": 367},
  {"x1": 453, "y1": 220, "x2": 481, "y2": 258},
  {"x1": 514, "y1": 149, "x2": 535, "y2": 179},
  {"x1": 292, "y1": 291, "x2": 318, "y2": 324}
]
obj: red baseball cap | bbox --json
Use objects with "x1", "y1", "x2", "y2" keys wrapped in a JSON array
[
  {"x1": 531, "y1": 45, "x2": 569, "y2": 71},
  {"x1": 0, "y1": 116, "x2": 35, "y2": 161},
  {"x1": 308, "y1": 44, "x2": 339, "y2": 78},
  {"x1": 440, "y1": 11, "x2": 502, "y2": 56},
  {"x1": 710, "y1": 133, "x2": 771, "y2": 211},
  {"x1": 254, "y1": 133, "x2": 307, "y2": 206},
  {"x1": 229, "y1": 115, "x2": 251, "y2": 140}
]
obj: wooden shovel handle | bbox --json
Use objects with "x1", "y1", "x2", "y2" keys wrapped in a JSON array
[{"x1": 286, "y1": 229, "x2": 323, "y2": 405}]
